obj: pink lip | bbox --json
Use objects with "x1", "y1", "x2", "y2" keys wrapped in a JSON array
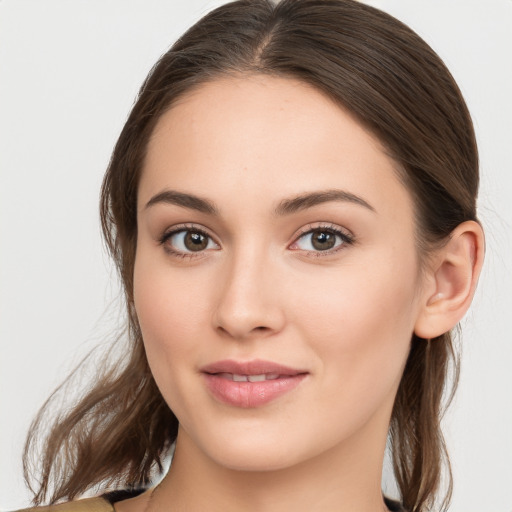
[{"x1": 200, "y1": 359, "x2": 308, "y2": 408}]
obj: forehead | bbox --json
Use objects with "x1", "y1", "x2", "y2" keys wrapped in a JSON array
[{"x1": 139, "y1": 75, "x2": 413, "y2": 223}]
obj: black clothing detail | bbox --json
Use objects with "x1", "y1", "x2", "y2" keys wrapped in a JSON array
[{"x1": 103, "y1": 488, "x2": 407, "y2": 511}]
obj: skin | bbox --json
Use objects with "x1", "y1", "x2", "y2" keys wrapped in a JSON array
[{"x1": 118, "y1": 75, "x2": 452, "y2": 512}]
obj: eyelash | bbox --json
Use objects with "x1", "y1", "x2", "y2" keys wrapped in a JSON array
[{"x1": 158, "y1": 223, "x2": 355, "y2": 259}]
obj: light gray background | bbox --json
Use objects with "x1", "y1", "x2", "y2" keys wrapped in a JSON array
[{"x1": 1, "y1": 0, "x2": 511, "y2": 510}]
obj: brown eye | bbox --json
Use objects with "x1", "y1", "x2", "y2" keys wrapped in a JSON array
[
  {"x1": 164, "y1": 229, "x2": 218, "y2": 254},
  {"x1": 311, "y1": 230, "x2": 336, "y2": 250},
  {"x1": 184, "y1": 231, "x2": 208, "y2": 251},
  {"x1": 291, "y1": 226, "x2": 352, "y2": 253}
]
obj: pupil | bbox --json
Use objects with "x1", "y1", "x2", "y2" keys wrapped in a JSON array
[
  {"x1": 185, "y1": 232, "x2": 208, "y2": 251},
  {"x1": 312, "y1": 230, "x2": 335, "y2": 250}
]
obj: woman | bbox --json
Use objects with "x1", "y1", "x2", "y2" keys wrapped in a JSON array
[{"x1": 19, "y1": 0, "x2": 484, "y2": 511}]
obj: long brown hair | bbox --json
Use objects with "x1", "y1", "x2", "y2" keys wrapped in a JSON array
[{"x1": 24, "y1": 1, "x2": 478, "y2": 510}]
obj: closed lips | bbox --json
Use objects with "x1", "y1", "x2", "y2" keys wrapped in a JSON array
[{"x1": 199, "y1": 359, "x2": 307, "y2": 377}]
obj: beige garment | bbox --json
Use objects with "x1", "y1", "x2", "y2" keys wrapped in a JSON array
[{"x1": 14, "y1": 497, "x2": 113, "y2": 512}]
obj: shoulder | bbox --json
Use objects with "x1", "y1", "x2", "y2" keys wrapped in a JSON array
[{"x1": 13, "y1": 497, "x2": 113, "y2": 512}]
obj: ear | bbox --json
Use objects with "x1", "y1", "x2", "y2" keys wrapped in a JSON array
[{"x1": 414, "y1": 220, "x2": 485, "y2": 339}]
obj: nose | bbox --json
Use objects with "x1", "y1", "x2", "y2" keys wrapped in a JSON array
[{"x1": 212, "y1": 249, "x2": 286, "y2": 341}]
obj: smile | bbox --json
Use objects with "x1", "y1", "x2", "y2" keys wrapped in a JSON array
[{"x1": 200, "y1": 359, "x2": 308, "y2": 408}]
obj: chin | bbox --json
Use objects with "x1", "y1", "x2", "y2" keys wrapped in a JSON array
[
  {"x1": 186, "y1": 422, "x2": 308, "y2": 472},
  {"x1": 209, "y1": 444, "x2": 302, "y2": 473}
]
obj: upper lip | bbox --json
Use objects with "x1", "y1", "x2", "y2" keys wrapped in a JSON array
[{"x1": 200, "y1": 359, "x2": 307, "y2": 376}]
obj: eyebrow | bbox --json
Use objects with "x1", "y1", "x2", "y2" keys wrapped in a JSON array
[
  {"x1": 144, "y1": 190, "x2": 218, "y2": 215},
  {"x1": 144, "y1": 188, "x2": 375, "y2": 216},
  {"x1": 274, "y1": 189, "x2": 376, "y2": 215}
]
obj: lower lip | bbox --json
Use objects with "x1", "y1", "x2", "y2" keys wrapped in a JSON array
[{"x1": 203, "y1": 373, "x2": 307, "y2": 408}]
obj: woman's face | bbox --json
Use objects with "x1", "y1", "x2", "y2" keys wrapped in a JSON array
[{"x1": 134, "y1": 75, "x2": 428, "y2": 471}]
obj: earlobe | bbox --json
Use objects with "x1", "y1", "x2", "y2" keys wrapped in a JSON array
[{"x1": 414, "y1": 220, "x2": 485, "y2": 339}]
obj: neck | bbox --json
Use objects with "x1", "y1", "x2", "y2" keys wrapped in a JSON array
[{"x1": 152, "y1": 421, "x2": 390, "y2": 512}]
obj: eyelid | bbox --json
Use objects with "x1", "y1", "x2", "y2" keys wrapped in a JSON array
[{"x1": 159, "y1": 222, "x2": 216, "y2": 241}]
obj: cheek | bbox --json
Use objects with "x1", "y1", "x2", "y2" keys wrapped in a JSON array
[
  {"x1": 133, "y1": 257, "x2": 219, "y2": 430},
  {"x1": 133, "y1": 251, "x2": 210, "y2": 385},
  {"x1": 288, "y1": 249, "x2": 420, "y2": 396}
]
